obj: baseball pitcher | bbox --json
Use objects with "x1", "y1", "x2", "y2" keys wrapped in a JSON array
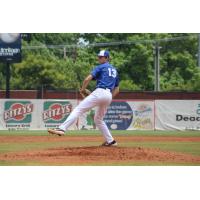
[{"x1": 48, "y1": 50, "x2": 120, "y2": 146}]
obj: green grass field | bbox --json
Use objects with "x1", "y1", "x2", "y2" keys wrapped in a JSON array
[
  {"x1": 0, "y1": 130, "x2": 200, "y2": 166},
  {"x1": 1, "y1": 130, "x2": 200, "y2": 136}
]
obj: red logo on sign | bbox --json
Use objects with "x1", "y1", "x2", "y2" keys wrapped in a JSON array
[
  {"x1": 4, "y1": 103, "x2": 34, "y2": 121},
  {"x1": 43, "y1": 103, "x2": 72, "y2": 121}
]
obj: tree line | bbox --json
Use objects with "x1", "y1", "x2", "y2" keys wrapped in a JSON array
[{"x1": 0, "y1": 33, "x2": 200, "y2": 91}]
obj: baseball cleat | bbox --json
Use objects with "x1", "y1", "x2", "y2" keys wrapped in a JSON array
[
  {"x1": 101, "y1": 140, "x2": 118, "y2": 147},
  {"x1": 48, "y1": 128, "x2": 65, "y2": 136}
]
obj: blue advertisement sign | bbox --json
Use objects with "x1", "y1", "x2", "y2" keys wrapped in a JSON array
[
  {"x1": 104, "y1": 102, "x2": 133, "y2": 130},
  {"x1": 0, "y1": 33, "x2": 21, "y2": 63}
]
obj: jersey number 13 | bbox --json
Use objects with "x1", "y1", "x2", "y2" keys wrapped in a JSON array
[{"x1": 108, "y1": 68, "x2": 117, "y2": 78}]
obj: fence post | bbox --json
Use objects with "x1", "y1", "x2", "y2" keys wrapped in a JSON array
[
  {"x1": 5, "y1": 62, "x2": 10, "y2": 98},
  {"x1": 153, "y1": 43, "x2": 161, "y2": 91}
]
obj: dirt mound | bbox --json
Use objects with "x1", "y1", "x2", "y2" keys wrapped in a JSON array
[{"x1": 1, "y1": 146, "x2": 200, "y2": 165}]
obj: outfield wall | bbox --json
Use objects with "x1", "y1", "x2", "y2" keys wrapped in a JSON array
[
  {"x1": 0, "y1": 99, "x2": 200, "y2": 131},
  {"x1": 1, "y1": 90, "x2": 200, "y2": 100}
]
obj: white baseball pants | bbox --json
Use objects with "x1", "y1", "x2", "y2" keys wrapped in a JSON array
[{"x1": 59, "y1": 88, "x2": 114, "y2": 143}]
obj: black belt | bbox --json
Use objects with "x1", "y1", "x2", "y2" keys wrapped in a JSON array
[{"x1": 97, "y1": 87, "x2": 111, "y2": 92}]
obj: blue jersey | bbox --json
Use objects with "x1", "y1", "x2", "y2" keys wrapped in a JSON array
[{"x1": 91, "y1": 62, "x2": 119, "y2": 91}]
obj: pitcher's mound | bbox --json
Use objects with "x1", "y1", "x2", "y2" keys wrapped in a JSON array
[{"x1": 1, "y1": 146, "x2": 200, "y2": 165}]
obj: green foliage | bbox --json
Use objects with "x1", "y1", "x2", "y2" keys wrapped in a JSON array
[
  {"x1": 0, "y1": 63, "x2": 6, "y2": 90},
  {"x1": 119, "y1": 80, "x2": 141, "y2": 90},
  {"x1": 0, "y1": 33, "x2": 199, "y2": 91}
]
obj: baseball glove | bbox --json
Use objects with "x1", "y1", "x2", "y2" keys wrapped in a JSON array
[{"x1": 80, "y1": 89, "x2": 91, "y2": 99}]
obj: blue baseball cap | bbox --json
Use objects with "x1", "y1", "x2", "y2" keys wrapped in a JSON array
[{"x1": 98, "y1": 50, "x2": 110, "y2": 57}]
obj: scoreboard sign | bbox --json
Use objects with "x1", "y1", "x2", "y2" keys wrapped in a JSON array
[{"x1": 0, "y1": 33, "x2": 21, "y2": 63}]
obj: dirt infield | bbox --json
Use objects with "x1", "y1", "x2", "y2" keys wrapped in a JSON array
[
  {"x1": 1, "y1": 146, "x2": 200, "y2": 165},
  {"x1": 0, "y1": 135, "x2": 200, "y2": 165}
]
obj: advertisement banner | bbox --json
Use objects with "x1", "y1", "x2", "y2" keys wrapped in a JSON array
[
  {"x1": 2, "y1": 99, "x2": 200, "y2": 131},
  {"x1": 0, "y1": 99, "x2": 77, "y2": 131},
  {"x1": 1, "y1": 100, "x2": 35, "y2": 130},
  {"x1": 0, "y1": 33, "x2": 21, "y2": 63},
  {"x1": 41, "y1": 100, "x2": 77, "y2": 130},
  {"x1": 104, "y1": 101, "x2": 133, "y2": 130},
  {"x1": 0, "y1": 99, "x2": 155, "y2": 131},
  {"x1": 155, "y1": 100, "x2": 200, "y2": 130},
  {"x1": 130, "y1": 101, "x2": 154, "y2": 130},
  {"x1": 77, "y1": 100, "x2": 155, "y2": 130}
]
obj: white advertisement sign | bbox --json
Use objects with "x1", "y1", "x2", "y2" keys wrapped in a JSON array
[
  {"x1": 0, "y1": 99, "x2": 37, "y2": 130},
  {"x1": 130, "y1": 101, "x2": 155, "y2": 130},
  {"x1": 40, "y1": 99, "x2": 77, "y2": 130},
  {"x1": 155, "y1": 100, "x2": 200, "y2": 130},
  {"x1": 0, "y1": 99, "x2": 156, "y2": 131},
  {"x1": 5, "y1": 99, "x2": 196, "y2": 131},
  {"x1": 0, "y1": 99, "x2": 77, "y2": 130},
  {"x1": 77, "y1": 100, "x2": 155, "y2": 131}
]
